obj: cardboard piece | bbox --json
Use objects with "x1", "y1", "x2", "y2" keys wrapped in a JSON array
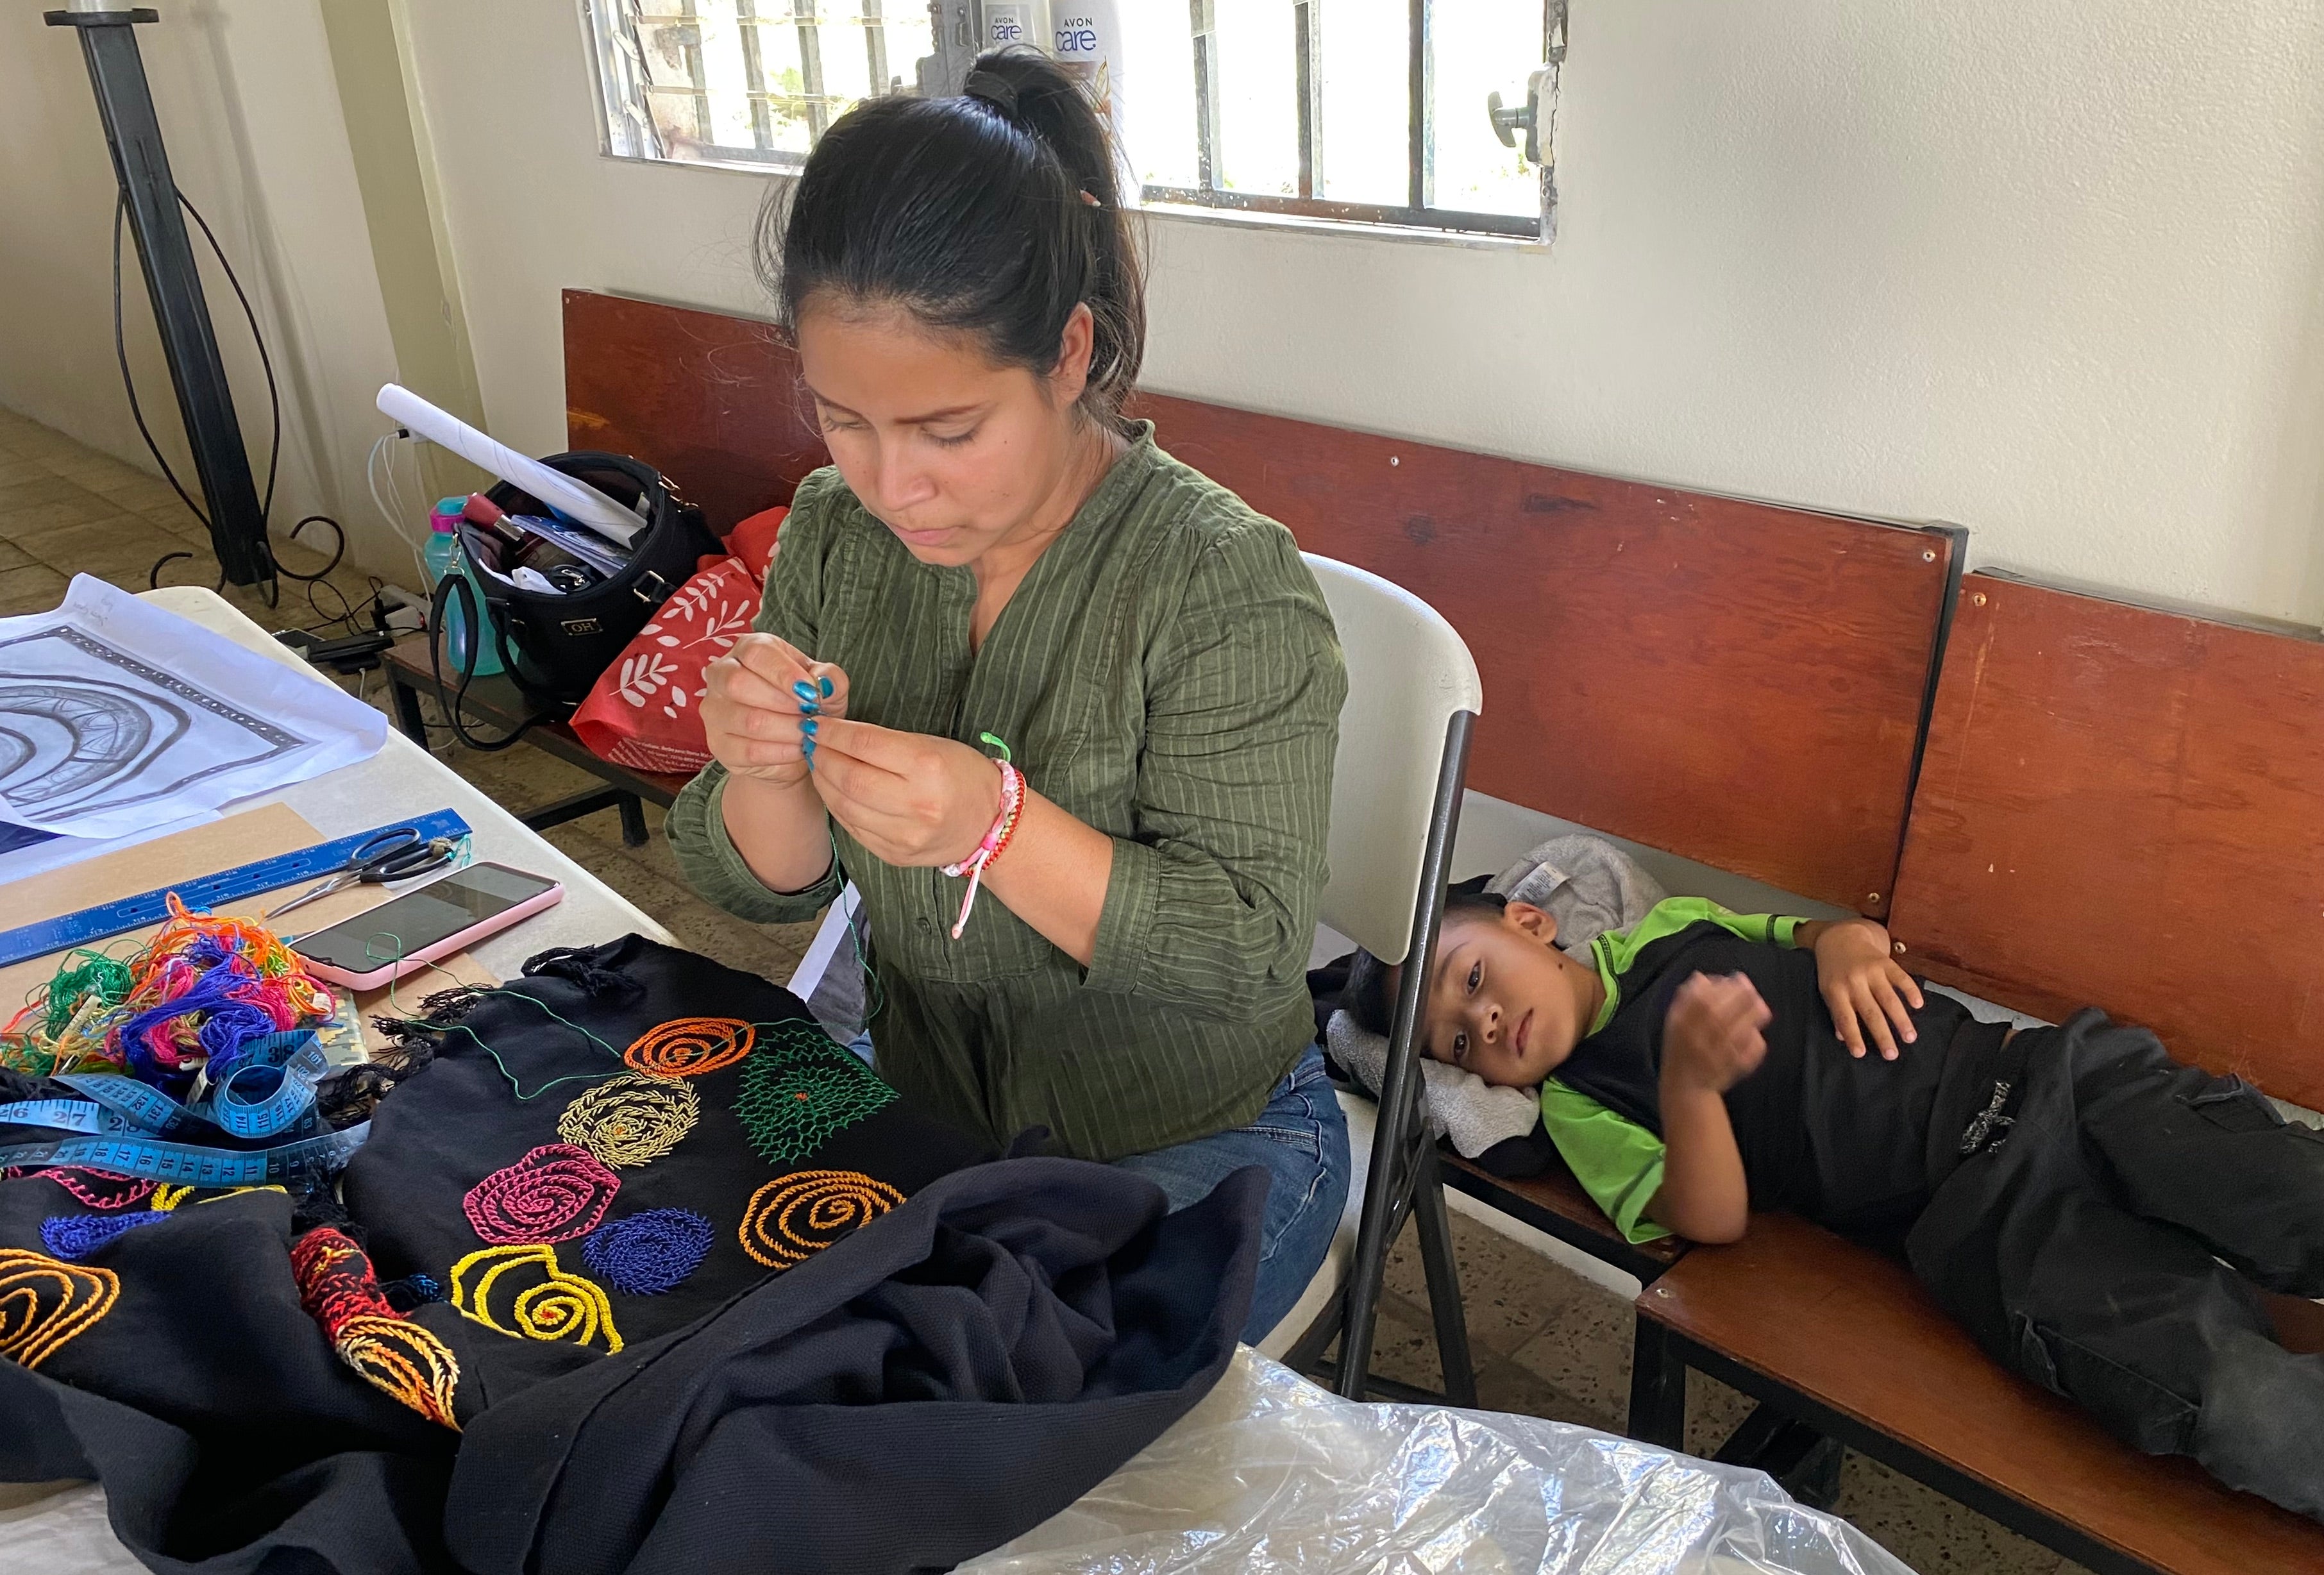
[{"x1": 0, "y1": 804, "x2": 494, "y2": 1057}]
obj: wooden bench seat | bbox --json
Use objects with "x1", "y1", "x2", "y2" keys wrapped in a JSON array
[
  {"x1": 1638, "y1": 1213, "x2": 2324, "y2": 1575},
  {"x1": 1440, "y1": 1150, "x2": 1687, "y2": 1284}
]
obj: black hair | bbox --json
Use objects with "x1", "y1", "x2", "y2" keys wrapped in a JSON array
[
  {"x1": 759, "y1": 47, "x2": 1145, "y2": 432},
  {"x1": 1342, "y1": 881, "x2": 1510, "y2": 1038}
]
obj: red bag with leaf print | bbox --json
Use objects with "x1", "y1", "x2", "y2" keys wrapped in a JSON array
[{"x1": 568, "y1": 506, "x2": 785, "y2": 775}]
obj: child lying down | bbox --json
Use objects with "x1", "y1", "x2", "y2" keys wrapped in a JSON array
[{"x1": 1342, "y1": 892, "x2": 2324, "y2": 1521}]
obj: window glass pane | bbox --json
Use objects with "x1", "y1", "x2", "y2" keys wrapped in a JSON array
[
  {"x1": 872, "y1": 3, "x2": 933, "y2": 97},
  {"x1": 1427, "y1": 0, "x2": 1543, "y2": 217},
  {"x1": 1120, "y1": 3, "x2": 1199, "y2": 190},
  {"x1": 1213, "y1": 0, "x2": 1298, "y2": 197},
  {"x1": 1315, "y1": 0, "x2": 1408, "y2": 208},
  {"x1": 693, "y1": 0, "x2": 760, "y2": 149},
  {"x1": 818, "y1": 10, "x2": 873, "y2": 110},
  {"x1": 747, "y1": 15, "x2": 818, "y2": 155}
]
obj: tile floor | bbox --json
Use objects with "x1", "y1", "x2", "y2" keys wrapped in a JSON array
[{"x1": 0, "y1": 407, "x2": 2098, "y2": 1574}]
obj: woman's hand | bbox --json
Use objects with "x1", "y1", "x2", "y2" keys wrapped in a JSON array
[
  {"x1": 1808, "y1": 918, "x2": 1923, "y2": 1059},
  {"x1": 700, "y1": 634, "x2": 847, "y2": 789},
  {"x1": 804, "y1": 719, "x2": 1005, "y2": 869},
  {"x1": 1662, "y1": 972, "x2": 1772, "y2": 1094}
]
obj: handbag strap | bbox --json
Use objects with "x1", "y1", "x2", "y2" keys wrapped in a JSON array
[{"x1": 428, "y1": 571, "x2": 544, "y2": 754}]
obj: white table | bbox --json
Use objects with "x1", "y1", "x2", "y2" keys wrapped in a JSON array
[{"x1": 137, "y1": 587, "x2": 673, "y2": 972}]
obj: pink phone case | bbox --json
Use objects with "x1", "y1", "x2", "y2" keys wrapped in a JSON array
[{"x1": 296, "y1": 877, "x2": 565, "y2": 990}]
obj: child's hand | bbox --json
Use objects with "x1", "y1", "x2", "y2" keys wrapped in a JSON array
[
  {"x1": 1662, "y1": 972, "x2": 1771, "y2": 1095},
  {"x1": 1812, "y1": 918, "x2": 1923, "y2": 1059}
]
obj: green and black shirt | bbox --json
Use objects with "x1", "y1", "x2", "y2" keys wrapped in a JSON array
[
  {"x1": 666, "y1": 425, "x2": 1346, "y2": 1161},
  {"x1": 1547, "y1": 898, "x2": 1977, "y2": 1244}
]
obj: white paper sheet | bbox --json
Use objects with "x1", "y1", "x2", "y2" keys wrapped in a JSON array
[{"x1": 0, "y1": 576, "x2": 386, "y2": 841}]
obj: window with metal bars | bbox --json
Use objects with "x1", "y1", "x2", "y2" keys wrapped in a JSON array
[
  {"x1": 1132, "y1": 0, "x2": 1563, "y2": 239},
  {"x1": 582, "y1": 1, "x2": 1562, "y2": 242},
  {"x1": 584, "y1": 0, "x2": 938, "y2": 168}
]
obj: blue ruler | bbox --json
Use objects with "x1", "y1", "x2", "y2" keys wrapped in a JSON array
[{"x1": 0, "y1": 808, "x2": 473, "y2": 968}]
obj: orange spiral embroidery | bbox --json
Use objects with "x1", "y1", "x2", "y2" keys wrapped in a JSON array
[
  {"x1": 333, "y1": 1316, "x2": 461, "y2": 1428},
  {"x1": 0, "y1": 1249, "x2": 119, "y2": 1370},
  {"x1": 624, "y1": 1018, "x2": 755, "y2": 1080},
  {"x1": 290, "y1": 1227, "x2": 461, "y2": 1429},
  {"x1": 738, "y1": 1170, "x2": 904, "y2": 1269}
]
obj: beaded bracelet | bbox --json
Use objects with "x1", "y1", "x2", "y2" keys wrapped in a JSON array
[{"x1": 941, "y1": 757, "x2": 1023, "y2": 939}]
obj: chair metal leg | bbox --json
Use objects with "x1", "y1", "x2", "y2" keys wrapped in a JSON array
[
  {"x1": 616, "y1": 792, "x2": 648, "y2": 846},
  {"x1": 1336, "y1": 711, "x2": 1474, "y2": 1399},
  {"x1": 388, "y1": 673, "x2": 428, "y2": 746},
  {"x1": 1628, "y1": 1316, "x2": 1688, "y2": 1448},
  {"x1": 1413, "y1": 1145, "x2": 1478, "y2": 1406}
]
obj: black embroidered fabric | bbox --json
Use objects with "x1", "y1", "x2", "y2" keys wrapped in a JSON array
[{"x1": 0, "y1": 934, "x2": 1265, "y2": 1574}]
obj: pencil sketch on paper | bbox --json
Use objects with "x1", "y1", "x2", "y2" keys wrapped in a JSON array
[{"x1": 0, "y1": 625, "x2": 303, "y2": 820}]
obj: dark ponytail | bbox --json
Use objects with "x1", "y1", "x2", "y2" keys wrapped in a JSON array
[{"x1": 761, "y1": 47, "x2": 1145, "y2": 432}]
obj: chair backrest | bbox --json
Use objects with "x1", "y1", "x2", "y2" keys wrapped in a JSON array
[{"x1": 1306, "y1": 553, "x2": 1485, "y2": 964}]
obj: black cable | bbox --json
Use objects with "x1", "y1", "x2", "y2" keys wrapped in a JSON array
[{"x1": 115, "y1": 186, "x2": 370, "y2": 614}]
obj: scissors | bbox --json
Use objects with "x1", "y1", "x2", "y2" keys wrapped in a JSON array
[{"x1": 264, "y1": 828, "x2": 459, "y2": 921}]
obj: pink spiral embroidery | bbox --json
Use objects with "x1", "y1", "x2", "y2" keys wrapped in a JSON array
[
  {"x1": 28, "y1": 1168, "x2": 155, "y2": 1211},
  {"x1": 461, "y1": 1144, "x2": 620, "y2": 1245}
]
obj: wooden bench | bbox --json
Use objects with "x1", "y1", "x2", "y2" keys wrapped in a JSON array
[{"x1": 1636, "y1": 572, "x2": 2324, "y2": 1572}]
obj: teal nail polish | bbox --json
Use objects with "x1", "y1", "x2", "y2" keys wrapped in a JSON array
[
  {"x1": 793, "y1": 679, "x2": 817, "y2": 698},
  {"x1": 819, "y1": 677, "x2": 834, "y2": 698},
  {"x1": 801, "y1": 719, "x2": 818, "y2": 736},
  {"x1": 800, "y1": 700, "x2": 820, "y2": 718}
]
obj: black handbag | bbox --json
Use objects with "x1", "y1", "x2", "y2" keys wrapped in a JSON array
[{"x1": 430, "y1": 451, "x2": 721, "y2": 752}]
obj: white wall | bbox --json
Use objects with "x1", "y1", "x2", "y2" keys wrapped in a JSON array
[
  {"x1": 396, "y1": 0, "x2": 2324, "y2": 627},
  {"x1": 0, "y1": 2, "x2": 408, "y2": 576},
  {"x1": 9, "y1": 3, "x2": 2321, "y2": 625}
]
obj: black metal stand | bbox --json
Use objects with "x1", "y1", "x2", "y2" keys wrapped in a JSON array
[{"x1": 47, "y1": 7, "x2": 271, "y2": 586}]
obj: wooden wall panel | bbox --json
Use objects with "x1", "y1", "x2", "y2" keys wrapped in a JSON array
[
  {"x1": 561, "y1": 289, "x2": 827, "y2": 532},
  {"x1": 1131, "y1": 394, "x2": 1957, "y2": 914},
  {"x1": 1889, "y1": 573, "x2": 2324, "y2": 1108}
]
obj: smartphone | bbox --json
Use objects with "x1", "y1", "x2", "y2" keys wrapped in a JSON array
[{"x1": 293, "y1": 863, "x2": 564, "y2": 990}]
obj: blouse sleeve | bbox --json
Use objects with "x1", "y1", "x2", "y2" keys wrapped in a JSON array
[
  {"x1": 665, "y1": 472, "x2": 848, "y2": 925},
  {"x1": 1083, "y1": 524, "x2": 1346, "y2": 1018}
]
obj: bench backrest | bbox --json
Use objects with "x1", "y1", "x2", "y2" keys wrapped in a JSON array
[
  {"x1": 562, "y1": 290, "x2": 827, "y2": 532},
  {"x1": 1131, "y1": 394, "x2": 1960, "y2": 916},
  {"x1": 1889, "y1": 571, "x2": 2324, "y2": 1108},
  {"x1": 560, "y1": 287, "x2": 1957, "y2": 916}
]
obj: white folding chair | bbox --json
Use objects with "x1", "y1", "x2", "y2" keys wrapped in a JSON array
[{"x1": 1258, "y1": 554, "x2": 1483, "y2": 1402}]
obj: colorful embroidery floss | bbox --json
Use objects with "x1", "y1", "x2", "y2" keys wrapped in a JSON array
[
  {"x1": 737, "y1": 1170, "x2": 903, "y2": 1270},
  {"x1": 0, "y1": 1248, "x2": 120, "y2": 1369},
  {"x1": 623, "y1": 1018, "x2": 755, "y2": 1081},
  {"x1": 462, "y1": 1143, "x2": 621, "y2": 1245},
  {"x1": 38, "y1": 1212, "x2": 167, "y2": 1260},
  {"x1": 556, "y1": 1074, "x2": 699, "y2": 1168},
  {"x1": 732, "y1": 1025, "x2": 898, "y2": 1168},
  {"x1": 449, "y1": 1243, "x2": 623, "y2": 1354},
  {"x1": 581, "y1": 1209, "x2": 714, "y2": 1296},
  {"x1": 290, "y1": 1227, "x2": 460, "y2": 1429}
]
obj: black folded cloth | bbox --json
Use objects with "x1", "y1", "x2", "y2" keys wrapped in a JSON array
[{"x1": 0, "y1": 936, "x2": 1265, "y2": 1574}]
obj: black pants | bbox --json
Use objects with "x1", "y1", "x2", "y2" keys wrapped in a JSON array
[{"x1": 1907, "y1": 1009, "x2": 2324, "y2": 1520}]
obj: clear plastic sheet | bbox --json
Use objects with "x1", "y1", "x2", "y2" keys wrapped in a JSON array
[{"x1": 962, "y1": 1349, "x2": 1914, "y2": 1575}]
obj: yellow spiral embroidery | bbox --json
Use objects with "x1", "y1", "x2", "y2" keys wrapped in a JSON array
[
  {"x1": 450, "y1": 1244, "x2": 623, "y2": 1353},
  {"x1": 556, "y1": 1074, "x2": 700, "y2": 1168},
  {"x1": 0, "y1": 1249, "x2": 119, "y2": 1370},
  {"x1": 333, "y1": 1315, "x2": 462, "y2": 1429},
  {"x1": 738, "y1": 1170, "x2": 904, "y2": 1269}
]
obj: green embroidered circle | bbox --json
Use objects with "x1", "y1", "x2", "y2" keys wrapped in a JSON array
[{"x1": 732, "y1": 1025, "x2": 899, "y2": 1168}]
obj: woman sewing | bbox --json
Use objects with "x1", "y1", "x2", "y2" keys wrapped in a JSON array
[{"x1": 666, "y1": 48, "x2": 1350, "y2": 1342}]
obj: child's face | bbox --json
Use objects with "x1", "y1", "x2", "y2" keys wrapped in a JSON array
[{"x1": 1418, "y1": 902, "x2": 1601, "y2": 1088}]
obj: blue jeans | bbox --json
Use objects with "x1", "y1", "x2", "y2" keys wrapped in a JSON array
[
  {"x1": 845, "y1": 1031, "x2": 1349, "y2": 1345},
  {"x1": 1113, "y1": 1043, "x2": 1351, "y2": 1345}
]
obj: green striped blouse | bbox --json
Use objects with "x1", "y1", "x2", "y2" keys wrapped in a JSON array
[{"x1": 666, "y1": 424, "x2": 1346, "y2": 1161}]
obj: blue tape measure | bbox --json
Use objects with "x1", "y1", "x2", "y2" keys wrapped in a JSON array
[{"x1": 0, "y1": 808, "x2": 473, "y2": 968}]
